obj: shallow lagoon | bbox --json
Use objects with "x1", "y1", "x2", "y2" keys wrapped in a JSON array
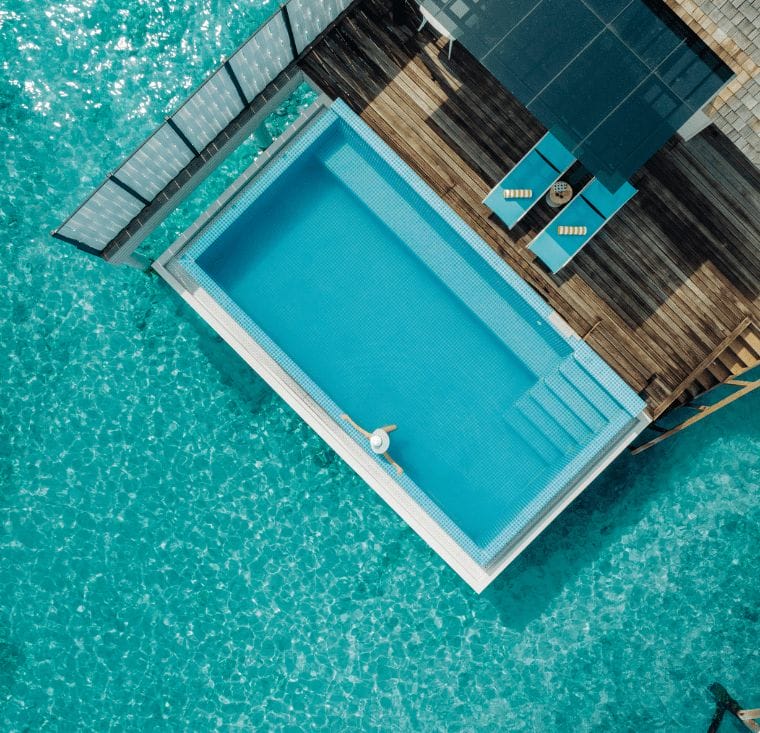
[{"x1": 1, "y1": 1, "x2": 758, "y2": 729}]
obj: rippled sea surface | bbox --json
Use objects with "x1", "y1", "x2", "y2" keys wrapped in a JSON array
[{"x1": 1, "y1": 1, "x2": 759, "y2": 730}]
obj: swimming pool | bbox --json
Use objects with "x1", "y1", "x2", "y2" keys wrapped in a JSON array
[{"x1": 158, "y1": 99, "x2": 647, "y2": 589}]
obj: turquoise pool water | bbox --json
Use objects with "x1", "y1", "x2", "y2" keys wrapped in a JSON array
[
  {"x1": 182, "y1": 104, "x2": 644, "y2": 565},
  {"x1": 1, "y1": 1, "x2": 758, "y2": 730}
]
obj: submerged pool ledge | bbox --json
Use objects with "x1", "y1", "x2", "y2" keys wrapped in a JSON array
[{"x1": 154, "y1": 95, "x2": 650, "y2": 592}]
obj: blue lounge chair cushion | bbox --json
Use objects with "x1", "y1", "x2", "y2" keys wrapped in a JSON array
[
  {"x1": 536, "y1": 133, "x2": 577, "y2": 172},
  {"x1": 483, "y1": 156, "x2": 556, "y2": 227},
  {"x1": 483, "y1": 132, "x2": 575, "y2": 229},
  {"x1": 529, "y1": 179, "x2": 637, "y2": 273},
  {"x1": 583, "y1": 179, "x2": 637, "y2": 218}
]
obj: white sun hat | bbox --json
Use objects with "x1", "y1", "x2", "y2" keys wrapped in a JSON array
[{"x1": 369, "y1": 429, "x2": 391, "y2": 454}]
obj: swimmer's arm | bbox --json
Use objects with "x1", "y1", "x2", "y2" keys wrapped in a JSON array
[{"x1": 340, "y1": 413, "x2": 371, "y2": 438}]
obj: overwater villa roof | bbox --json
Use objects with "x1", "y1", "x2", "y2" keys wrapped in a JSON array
[{"x1": 419, "y1": 0, "x2": 733, "y2": 190}]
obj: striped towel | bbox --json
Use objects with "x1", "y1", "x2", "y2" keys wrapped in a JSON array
[
  {"x1": 557, "y1": 225, "x2": 587, "y2": 236},
  {"x1": 503, "y1": 188, "x2": 533, "y2": 199}
]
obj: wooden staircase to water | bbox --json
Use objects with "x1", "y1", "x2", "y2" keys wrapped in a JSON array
[
  {"x1": 630, "y1": 320, "x2": 760, "y2": 454},
  {"x1": 650, "y1": 318, "x2": 760, "y2": 419},
  {"x1": 675, "y1": 319, "x2": 760, "y2": 406}
]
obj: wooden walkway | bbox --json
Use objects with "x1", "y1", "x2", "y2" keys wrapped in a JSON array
[{"x1": 298, "y1": 0, "x2": 760, "y2": 415}]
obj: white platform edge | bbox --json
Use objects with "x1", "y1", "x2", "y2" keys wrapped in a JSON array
[{"x1": 154, "y1": 253, "x2": 650, "y2": 592}]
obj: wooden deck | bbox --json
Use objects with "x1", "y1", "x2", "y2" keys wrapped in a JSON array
[{"x1": 298, "y1": 0, "x2": 760, "y2": 415}]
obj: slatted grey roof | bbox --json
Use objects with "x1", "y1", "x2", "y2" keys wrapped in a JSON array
[{"x1": 54, "y1": 0, "x2": 354, "y2": 257}]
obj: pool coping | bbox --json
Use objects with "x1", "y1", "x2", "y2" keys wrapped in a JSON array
[{"x1": 154, "y1": 93, "x2": 651, "y2": 592}]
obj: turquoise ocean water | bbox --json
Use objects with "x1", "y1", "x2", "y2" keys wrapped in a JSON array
[{"x1": 1, "y1": 1, "x2": 758, "y2": 730}]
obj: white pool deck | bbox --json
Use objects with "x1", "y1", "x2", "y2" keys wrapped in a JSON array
[{"x1": 153, "y1": 96, "x2": 650, "y2": 592}]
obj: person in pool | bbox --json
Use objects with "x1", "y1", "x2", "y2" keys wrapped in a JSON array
[{"x1": 340, "y1": 414, "x2": 403, "y2": 475}]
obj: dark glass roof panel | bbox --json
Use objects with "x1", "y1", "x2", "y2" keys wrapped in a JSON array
[
  {"x1": 528, "y1": 31, "x2": 649, "y2": 142},
  {"x1": 483, "y1": 0, "x2": 601, "y2": 101},
  {"x1": 610, "y1": 0, "x2": 685, "y2": 67},
  {"x1": 657, "y1": 37, "x2": 734, "y2": 111},
  {"x1": 580, "y1": 0, "x2": 633, "y2": 22},
  {"x1": 575, "y1": 76, "x2": 688, "y2": 189},
  {"x1": 420, "y1": 0, "x2": 733, "y2": 189},
  {"x1": 420, "y1": 0, "x2": 539, "y2": 57}
]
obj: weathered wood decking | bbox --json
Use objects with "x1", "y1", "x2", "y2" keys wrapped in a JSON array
[{"x1": 298, "y1": 0, "x2": 760, "y2": 415}]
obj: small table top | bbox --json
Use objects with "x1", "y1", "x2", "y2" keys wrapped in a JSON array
[{"x1": 547, "y1": 181, "x2": 573, "y2": 207}]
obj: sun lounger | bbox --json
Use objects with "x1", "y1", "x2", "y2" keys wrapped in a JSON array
[
  {"x1": 528, "y1": 178, "x2": 637, "y2": 273},
  {"x1": 483, "y1": 132, "x2": 576, "y2": 229}
]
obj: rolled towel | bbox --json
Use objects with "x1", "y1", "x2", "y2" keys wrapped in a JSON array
[
  {"x1": 557, "y1": 225, "x2": 587, "y2": 236},
  {"x1": 503, "y1": 188, "x2": 533, "y2": 199}
]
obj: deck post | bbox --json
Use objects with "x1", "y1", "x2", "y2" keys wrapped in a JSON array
[{"x1": 708, "y1": 683, "x2": 760, "y2": 732}]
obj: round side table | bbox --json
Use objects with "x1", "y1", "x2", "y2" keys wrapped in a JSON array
[{"x1": 546, "y1": 181, "x2": 573, "y2": 207}]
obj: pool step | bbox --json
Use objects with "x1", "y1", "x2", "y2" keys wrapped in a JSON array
[
  {"x1": 514, "y1": 394, "x2": 579, "y2": 455},
  {"x1": 506, "y1": 357, "x2": 638, "y2": 460},
  {"x1": 543, "y1": 370, "x2": 608, "y2": 432},
  {"x1": 502, "y1": 408, "x2": 563, "y2": 464},
  {"x1": 526, "y1": 382, "x2": 594, "y2": 444},
  {"x1": 559, "y1": 357, "x2": 628, "y2": 420}
]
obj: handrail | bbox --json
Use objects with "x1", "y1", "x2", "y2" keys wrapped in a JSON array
[
  {"x1": 631, "y1": 357, "x2": 760, "y2": 454},
  {"x1": 708, "y1": 683, "x2": 760, "y2": 733}
]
